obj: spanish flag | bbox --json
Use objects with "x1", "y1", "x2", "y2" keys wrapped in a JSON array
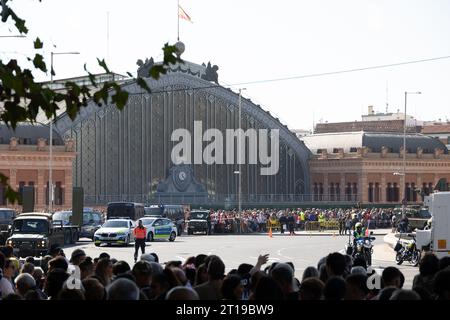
[{"x1": 178, "y1": 5, "x2": 193, "y2": 23}]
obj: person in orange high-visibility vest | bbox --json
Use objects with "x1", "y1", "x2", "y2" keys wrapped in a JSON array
[{"x1": 133, "y1": 220, "x2": 147, "y2": 262}]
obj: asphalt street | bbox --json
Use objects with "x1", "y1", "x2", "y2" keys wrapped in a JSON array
[{"x1": 63, "y1": 231, "x2": 418, "y2": 289}]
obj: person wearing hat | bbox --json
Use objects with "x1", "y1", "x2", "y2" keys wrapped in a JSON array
[
  {"x1": 133, "y1": 220, "x2": 147, "y2": 263},
  {"x1": 70, "y1": 249, "x2": 86, "y2": 266}
]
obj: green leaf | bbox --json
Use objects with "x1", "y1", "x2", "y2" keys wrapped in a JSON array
[
  {"x1": 97, "y1": 58, "x2": 110, "y2": 73},
  {"x1": 112, "y1": 89, "x2": 129, "y2": 109},
  {"x1": 34, "y1": 37, "x2": 43, "y2": 49},
  {"x1": 33, "y1": 53, "x2": 47, "y2": 72},
  {"x1": 136, "y1": 77, "x2": 151, "y2": 93},
  {"x1": 149, "y1": 65, "x2": 166, "y2": 80}
]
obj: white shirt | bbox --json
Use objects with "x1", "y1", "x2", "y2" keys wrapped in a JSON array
[{"x1": 0, "y1": 277, "x2": 15, "y2": 298}]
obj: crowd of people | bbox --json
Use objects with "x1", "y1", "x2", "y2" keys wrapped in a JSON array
[
  {"x1": 204, "y1": 207, "x2": 395, "y2": 234},
  {"x1": 1, "y1": 243, "x2": 449, "y2": 301}
]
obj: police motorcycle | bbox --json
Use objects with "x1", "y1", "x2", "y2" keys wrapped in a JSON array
[
  {"x1": 394, "y1": 233, "x2": 420, "y2": 266},
  {"x1": 345, "y1": 223, "x2": 375, "y2": 266}
]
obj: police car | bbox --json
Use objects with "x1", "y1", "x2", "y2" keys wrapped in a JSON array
[
  {"x1": 93, "y1": 218, "x2": 135, "y2": 247},
  {"x1": 140, "y1": 217, "x2": 177, "y2": 242}
]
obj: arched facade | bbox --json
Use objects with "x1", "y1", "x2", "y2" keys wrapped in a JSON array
[{"x1": 54, "y1": 62, "x2": 311, "y2": 206}]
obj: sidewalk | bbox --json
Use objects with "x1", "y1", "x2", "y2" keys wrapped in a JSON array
[{"x1": 260, "y1": 228, "x2": 391, "y2": 237}]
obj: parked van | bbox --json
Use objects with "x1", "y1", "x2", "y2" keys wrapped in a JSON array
[{"x1": 107, "y1": 202, "x2": 145, "y2": 221}]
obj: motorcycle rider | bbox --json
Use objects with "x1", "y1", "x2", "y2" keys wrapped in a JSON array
[{"x1": 353, "y1": 222, "x2": 365, "y2": 241}]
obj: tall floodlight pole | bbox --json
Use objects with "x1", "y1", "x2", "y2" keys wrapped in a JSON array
[
  {"x1": 49, "y1": 51, "x2": 80, "y2": 212},
  {"x1": 402, "y1": 91, "x2": 421, "y2": 216}
]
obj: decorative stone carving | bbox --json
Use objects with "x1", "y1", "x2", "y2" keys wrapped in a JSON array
[
  {"x1": 399, "y1": 146, "x2": 406, "y2": 158},
  {"x1": 416, "y1": 147, "x2": 423, "y2": 158},
  {"x1": 37, "y1": 138, "x2": 47, "y2": 151},
  {"x1": 9, "y1": 137, "x2": 18, "y2": 150},
  {"x1": 65, "y1": 138, "x2": 75, "y2": 152},
  {"x1": 381, "y1": 146, "x2": 389, "y2": 157},
  {"x1": 201, "y1": 62, "x2": 219, "y2": 84},
  {"x1": 434, "y1": 148, "x2": 443, "y2": 159}
]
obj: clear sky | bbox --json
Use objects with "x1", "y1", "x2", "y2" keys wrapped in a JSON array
[{"x1": 1, "y1": 0, "x2": 449, "y2": 130}]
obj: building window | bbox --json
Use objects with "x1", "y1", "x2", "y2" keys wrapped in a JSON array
[
  {"x1": 368, "y1": 183, "x2": 374, "y2": 203},
  {"x1": 393, "y1": 183, "x2": 399, "y2": 202},
  {"x1": 55, "y1": 182, "x2": 63, "y2": 205},
  {"x1": 352, "y1": 183, "x2": 358, "y2": 201},
  {"x1": 18, "y1": 181, "x2": 26, "y2": 205},
  {"x1": 329, "y1": 183, "x2": 334, "y2": 201},
  {"x1": 335, "y1": 183, "x2": 340, "y2": 201},
  {"x1": 411, "y1": 183, "x2": 417, "y2": 202},
  {"x1": 350, "y1": 147, "x2": 357, "y2": 152},
  {"x1": 346, "y1": 183, "x2": 352, "y2": 201},
  {"x1": 405, "y1": 183, "x2": 411, "y2": 202},
  {"x1": 374, "y1": 183, "x2": 380, "y2": 202},
  {"x1": 319, "y1": 183, "x2": 324, "y2": 201},
  {"x1": 313, "y1": 183, "x2": 318, "y2": 201},
  {"x1": 0, "y1": 182, "x2": 5, "y2": 205}
]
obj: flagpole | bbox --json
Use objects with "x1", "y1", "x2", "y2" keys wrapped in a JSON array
[{"x1": 177, "y1": 0, "x2": 180, "y2": 41}]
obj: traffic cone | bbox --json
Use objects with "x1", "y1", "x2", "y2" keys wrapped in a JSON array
[
  {"x1": 269, "y1": 227, "x2": 273, "y2": 238},
  {"x1": 365, "y1": 228, "x2": 369, "y2": 237}
]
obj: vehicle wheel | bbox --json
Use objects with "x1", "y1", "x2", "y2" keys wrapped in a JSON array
[
  {"x1": 169, "y1": 232, "x2": 176, "y2": 242},
  {"x1": 94, "y1": 242, "x2": 100, "y2": 247},
  {"x1": 124, "y1": 235, "x2": 130, "y2": 247},
  {"x1": 411, "y1": 250, "x2": 420, "y2": 267},
  {"x1": 396, "y1": 252, "x2": 403, "y2": 265},
  {"x1": 147, "y1": 232, "x2": 154, "y2": 242},
  {"x1": 188, "y1": 230, "x2": 193, "y2": 235},
  {"x1": 365, "y1": 252, "x2": 372, "y2": 266}
]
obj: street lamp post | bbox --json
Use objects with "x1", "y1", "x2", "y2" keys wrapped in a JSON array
[
  {"x1": 48, "y1": 51, "x2": 80, "y2": 212},
  {"x1": 402, "y1": 91, "x2": 421, "y2": 216},
  {"x1": 237, "y1": 88, "x2": 246, "y2": 213}
]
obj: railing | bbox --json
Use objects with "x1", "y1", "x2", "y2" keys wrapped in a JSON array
[{"x1": 83, "y1": 193, "x2": 362, "y2": 206}]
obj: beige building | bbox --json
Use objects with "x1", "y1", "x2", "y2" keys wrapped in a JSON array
[
  {"x1": 302, "y1": 132, "x2": 450, "y2": 205},
  {"x1": 0, "y1": 123, "x2": 76, "y2": 211}
]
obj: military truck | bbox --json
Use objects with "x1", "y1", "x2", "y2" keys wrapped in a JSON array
[
  {"x1": 0, "y1": 208, "x2": 17, "y2": 245},
  {"x1": 6, "y1": 212, "x2": 79, "y2": 258},
  {"x1": 393, "y1": 205, "x2": 431, "y2": 232},
  {"x1": 187, "y1": 210, "x2": 209, "y2": 235}
]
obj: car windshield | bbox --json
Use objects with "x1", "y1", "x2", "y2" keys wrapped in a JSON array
[
  {"x1": 53, "y1": 211, "x2": 72, "y2": 223},
  {"x1": 190, "y1": 212, "x2": 208, "y2": 220},
  {"x1": 0, "y1": 210, "x2": 15, "y2": 221},
  {"x1": 145, "y1": 207, "x2": 163, "y2": 216},
  {"x1": 13, "y1": 219, "x2": 48, "y2": 234},
  {"x1": 102, "y1": 220, "x2": 128, "y2": 228},
  {"x1": 141, "y1": 218, "x2": 155, "y2": 226},
  {"x1": 418, "y1": 209, "x2": 432, "y2": 219}
]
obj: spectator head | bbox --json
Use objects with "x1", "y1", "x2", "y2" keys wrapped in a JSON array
[
  {"x1": 15, "y1": 272, "x2": 36, "y2": 296},
  {"x1": 166, "y1": 286, "x2": 199, "y2": 300},
  {"x1": 253, "y1": 276, "x2": 284, "y2": 300},
  {"x1": 48, "y1": 256, "x2": 68, "y2": 273},
  {"x1": 140, "y1": 253, "x2": 156, "y2": 263},
  {"x1": 324, "y1": 277, "x2": 346, "y2": 300},
  {"x1": 434, "y1": 268, "x2": 450, "y2": 300},
  {"x1": 149, "y1": 262, "x2": 163, "y2": 276},
  {"x1": 21, "y1": 262, "x2": 35, "y2": 275},
  {"x1": 25, "y1": 256, "x2": 35, "y2": 264},
  {"x1": 184, "y1": 266, "x2": 196, "y2": 285},
  {"x1": 82, "y1": 278, "x2": 106, "y2": 300},
  {"x1": 165, "y1": 260, "x2": 182, "y2": 269},
  {"x1": 49, "y1": 245, "x2": 62, "y2": 257},
  {"x1": 150, "y1": 253, "x2": 159, "y2": 263},
  {"x1": 302, "y1": 266, "x2": 319, "y2": 282},
  {"x1": 106, "y1": 278, "x2": 140, "y2": 300},
  {"x1": 57, "y1": 287, "x2": 85, "y2": 300},
  {"x1": 377, "y1": 286, "x2": 397, "y2": 300},
  {"x1": 44, "y1": 268, "x2": 69, "y2": 299},
  {"x1": 150, "y1": 268, "x2": 180, "y2": 299},
  {"x1": 132, "y1": 261, "x2": 153, "y2": 288},
  {"x1": 389, "y1": 289, "x2": 421, "y2": 300},
  {"x1": 2, "y1": 245, "x2": 13, "y2": 258},
  {"x1": 98, "y1": 252, "x2": 110, "y2": 260},
  {"x1": 3, "y1": 258, "x2": 16, "y2": 278},
  {"x1": 95, "y1": 258, "x2": 113, "y2": 286},
  {"x1": 319, "y1": 263, "x2": 328, "y2": 283},
  {"x1": 271, "y1": 263, "x2": 294, "y2": 295},
  {"x1": 195, "y1": 254, "x2": 207, "y2": 268},
  {"x1": 171, "y1": 267, "x2": 188, "y2": 286},
  {"x1": 344, "y1": 255, "x2": 353, "y2": 276},
  {"x1": 345, "y1": 274, "x2": 369, "y2": 300},
  {"x1": 207, "y1": 257, "x2": 225, "y2": 281},
  {"x1": 221, "y1": 274, "x2": 244, "y2": 300},
  {"x1": 439, "y1": 257, "x2": 450, "y2": 271},
  {"x1": 419, "y1": 253, "x2": 440, "y2": 278},
  {"x1": 70, "y1": 249, "x2": 86, "y2": 266},
  {"x1": 237, "y1": 263, "x2": 253, "y2": 277},
  {"x1": 2, "y1": 293, "x2": 22, "y2": 300},
  {"x1": 382, "y1": 267, "x2": 404, "y2": 288},
  {"x1": 0, "y1": 251, "x2": 5, "y2": 270},
  {"x1": 299, "y1": 278, "x2": 324, "y2": 300},
  {"x1": 326, "y1": 252, "x2": 346, "y2": 277},
  {"x1": 112, "y1": 260, "x2": 131, "y2": 276},
  {"x1": 79, "y1": 257, "x2": 94, "y2": 280},
  {"x1": 32, "y1": 267, "x2": 44, "y2": 287},
  {"x1": 350, "y1": 266, "x2": 367, "y2": 276}
]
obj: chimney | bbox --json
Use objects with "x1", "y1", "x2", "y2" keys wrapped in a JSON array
[{"x1": 368, "y1": 105, "x2": 374, "y2": 115}]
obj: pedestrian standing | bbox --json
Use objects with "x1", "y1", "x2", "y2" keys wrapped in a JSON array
[{"x1": 133, "y1": 220, "x2": 147, "y2": 263}]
